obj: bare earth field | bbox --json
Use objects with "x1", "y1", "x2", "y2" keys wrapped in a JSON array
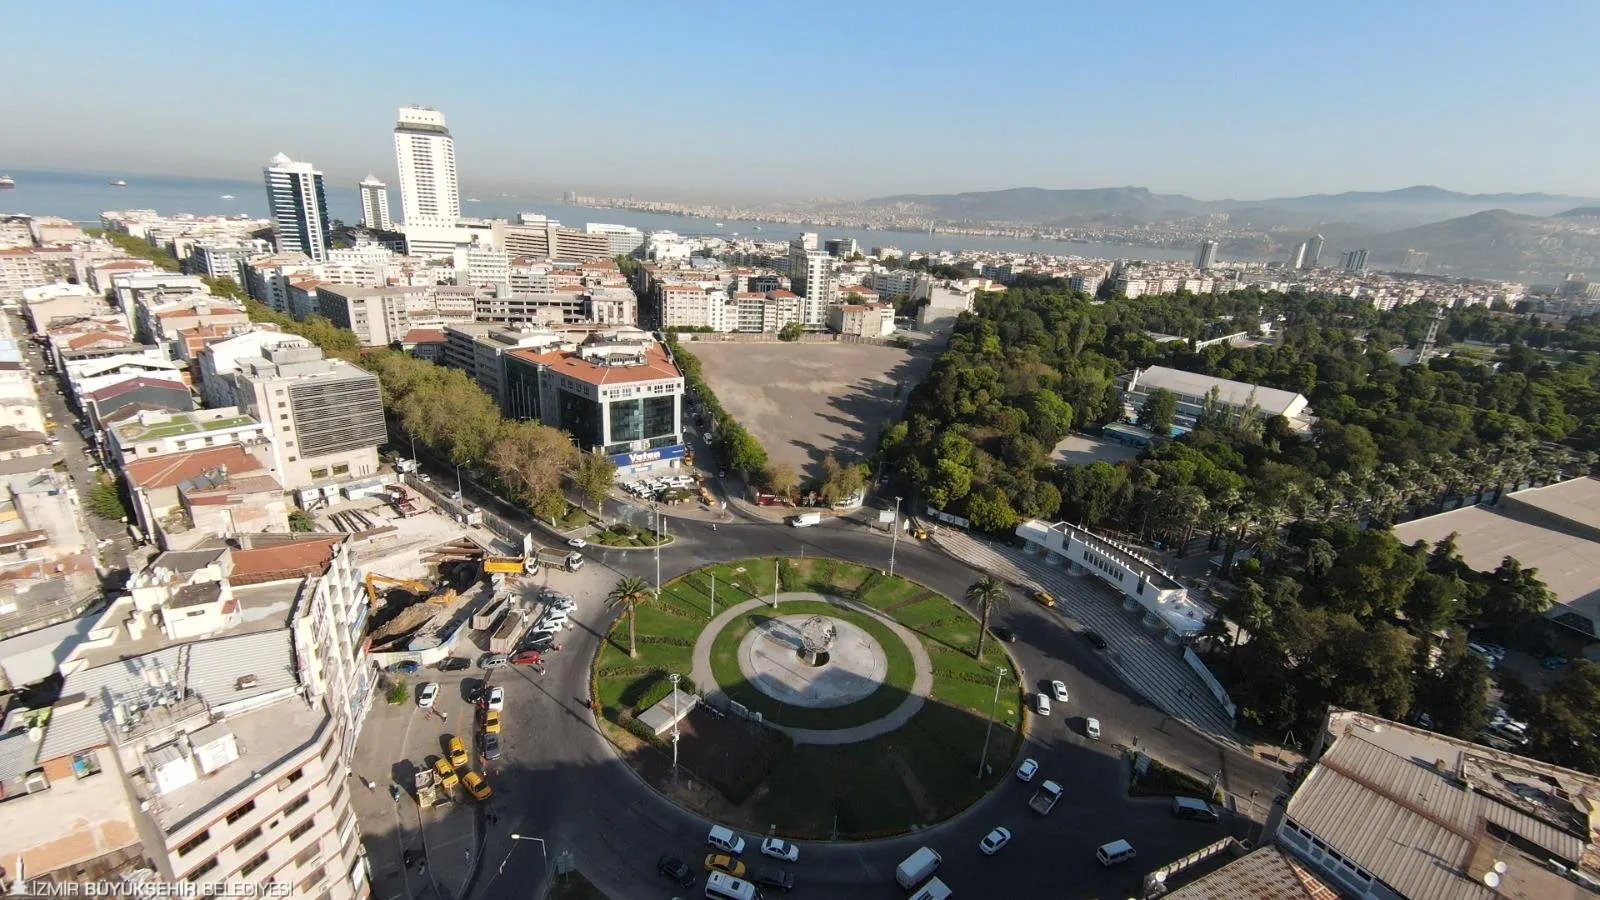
[{"x1": 692, "y1": 341, "x2": 935, "y2": 479}]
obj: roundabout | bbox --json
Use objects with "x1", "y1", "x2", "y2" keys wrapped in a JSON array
[{"x1": 591, "y1": 556, "x2": 1024, "y2": 839}]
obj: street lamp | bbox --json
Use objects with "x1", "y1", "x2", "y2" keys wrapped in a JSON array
[
  {"x1": 653, "y1": 501, "x2": 661, "y2": 598},
  {"x1": 456, "y1": 460, "x2": 470, "y2": 499},
  {"x1": 504, "y1": 834, "x2": 546, "y2": 870},
  {"x1": 670, "y1": 673, "x2": 681, "y2": 778},
  {"x1": 889, "y1": 495, "x2": 903, "y2": 579},
  {"x1": 976, "y1": 666, "x2": 1007, "y2": 778}
]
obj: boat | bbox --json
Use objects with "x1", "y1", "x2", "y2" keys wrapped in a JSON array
[
  {"x1": 219, "y1": 194, "x2": 235, "y2": 200},
  {"x1": 715, "y1": 222, "x2": 724, "y2": 228},
  {"x1": 754, "y1": 225, "x2": 762, "y2": 231},
  {"x1": 108, "y1": 179, "x2": 127, "y2": 187},
  {"x1": 466, "y1": 198, "x2": 481, "y2": 203},
  {"x1": 0, "y1": 175, "x2": 13, "y2": 189}
]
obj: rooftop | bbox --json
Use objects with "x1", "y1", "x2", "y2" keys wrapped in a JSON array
[
  {"x1": 1127, "y1": 365, "x2": 1309, "y2": 417},
  {"x1": 122, "y1": 445, "x2": 265, "y2": 490},
  {"x1": 507, "y1": 338, "x2": 681, "y2": 388},
  {"x1": 74, "y1": 580, "x2": 301, "y2": 670},
  {"x1": 112, "y1": 411, "x2": 257, "y2": 444},
  {"x1": 1164, "y1": 845, "x2": 1339, "y2": 900}
]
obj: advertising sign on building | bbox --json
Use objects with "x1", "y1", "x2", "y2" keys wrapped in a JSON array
[{"x1": 608, "y1": 444, "x2": 687, "y2": 466}]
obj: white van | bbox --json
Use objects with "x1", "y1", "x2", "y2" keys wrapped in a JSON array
[
  {"x1": 1096, "y1": 839, "x2": 1137, "y2": 866},
  {"x1": 895, "y1": 847, "x2": 942, "y2": 889},
  {"x1": 707, "y1": 824, "x2": 746, "y2": 855},
  {"x1": 908, "y1": 877, "x2": 953, "y2": 900},
  {"x1": 704, "y1": 871, "x2": 758, "y2": 900}
]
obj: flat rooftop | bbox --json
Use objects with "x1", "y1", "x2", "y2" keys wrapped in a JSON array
[
  {"x1": 75, "y1": 580, "x2": 301, "y2": 668},
  {"x1": 113, "y1": 413, "x2": 256, "y2": 443}
]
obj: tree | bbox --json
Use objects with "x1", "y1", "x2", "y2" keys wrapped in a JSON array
[
  {"x1": 288, "y1": 509, "x2": 316, "y2": 532},
  {"x1": 1525, "y1": 661, "x2": 1600, "y2": 773},
  {"x1": 1025, "y1": 389, "x2": 1074, "y2": 444},
  {"x1": 817, "y1": 453, "x2": 865, "y2": 505},
  {"x1": 606, "y1": 576, "x2": 655, "y2": 658},
  {"x1": 1481, "y1": 556, "x2": 1554, "y2": 623},
  {"x1": 965, "y1": 485, "x2": 1020, "y2": 533},
  {"x1": 573, "y1": 452, "x2": 617, "y2": 516},
  {"x1": 487, "y1": 421, "x2": 579, "y2": 516},
  {"x1": 1140, "y1": 388, "x2": 1177, "y2": 435},
  {"x1": 1420, "y1": 653, "x2": 1490, "y2": 739},
  {"x1": 777, "y1": 322, "x2": 803, "y2": 341},
  {"x1": 964, "y1": 575, "x2": 1008, "y2": 661},
  {"x1": 763, "y1": 462, "x2": 799, "y2": 499},
  {"x1": 87, "y1": 477, "x2": 130, "y2": 521}
]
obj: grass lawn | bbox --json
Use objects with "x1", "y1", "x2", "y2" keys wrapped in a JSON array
[
  {"x1": 1129, "y1": 757, "x2": 1217, "y2": 800},
  {"x1": 591, "y1": 525, "x2": 673, "y2": 548},
  {"x1": 592, "y1": 556, "x2": 1023, "y2": 838},
  {"x1": 544, "y1": 870, "x2": 608, "y2": 900},
  {"x1": 556, "y1": 503, "x2": 596, "y2": 530},
  {"x1": 707, "y1": 599, "x2": 916, "y2": 729}
]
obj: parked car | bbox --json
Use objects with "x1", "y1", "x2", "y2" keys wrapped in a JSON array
[
  {"x1": 656, "y1": 855, "x2": 696, "y2": 888},
  {"x1": 479, "y1": 653, "x2": 509, "y2": 669},
  {"x1": 481, "y1": 709, "x2": 502, "y2": 735},
  {"x1": 482, "y1": 733, "x2": 502, "y2": 761},
  {"x1": 1085, "y1": 717, "x2": 1102, "y2": 740},
  {"x1": 510, "y1": 649, "x2": 543, "y2": 666},
  {"x1": 1034, "y1": 693, "x2": 1051, "y2": 716},
  {"x1": 979, "y1": 826, "x2": 1012, "y2": 856},
  {"x1": 760, "y1": 838, "x2": 799, "y2": 862},
  {"x1": 417, "y1": 682, "x2": 439, "y2": 709},
  {"x1": 1016, "y1": 758, "x2": 1039, "y2": 782},
  {"x1": 446, "y1": 736, "x2": 469, "y2": 769},
  {"x1": 704, "y1": 854, "x2": 745, "y2": 878},
  {"x1": 388, "y1": 660, "x2": 420, "y2": 675},
  {"x1": 1050, "y1": 680, "x2": 1069, "y2": 703},
  {"x1": 432, "y1": 757, "x2": 458, "y2": 789},
  {"x1": 523, "y1": 632, "x2": 557, "y2": 652},
  {"x1": 463, "y1": 770, "x2": 492, "y2": 801},
  {"x1": 436, "y1": 657, "x2": 470, "y2": 671},
  {"x1": 751, "y1": 868, "x2": 795, "y2": 892},
  {"x1": 486, "y1": 686, "x2": 505, "y2": 711},
  {"x1": 1082, "y1": 631, "x2": 1108, "y2": 650},
  {"x1": 568, "y1": 538, "x2": 587, "y2": 548}
]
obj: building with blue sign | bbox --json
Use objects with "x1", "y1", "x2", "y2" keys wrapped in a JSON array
[{"x1": 498, "y1": 329, "x2": 687, "y2": 479}]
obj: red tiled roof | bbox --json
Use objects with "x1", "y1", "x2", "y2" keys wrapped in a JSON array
[
  {"x1": 65, "y1": 332, "x2": 133, "y2": 350},
  {"x1": 403, "y1": 328, "x2": 447, "y2": 344},
  {"x1": 84, "y1": 376, "x2": 188, "y2": 403},
  {"x1": 766, "y1": 289, "x2": 798, "y2": 299},
  {"x1": 229, "y1": 537, "x2": 339, "y2": 580},
  {"x1": 507, "y1": 341, "x2": 681, "y2": 387},
  {"x1": 124, "y1": 445, "x2": 265, "y2": 490}
]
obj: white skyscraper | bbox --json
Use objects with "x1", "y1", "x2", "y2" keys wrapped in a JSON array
[
  {"x1": 358, "y1": 174, "x2": 392, "y2": 231},
  {"x1": 1303, "y1": 233, "x2": 1325, "y2": 270},
  {"x1": 1196, "y1": 239, "x2": 1219, "y2": 270},
  {"x1": 393, "y1": 105, "x2": 460, "y2": 226},
  {"x1": 262, "y1": 153, "x2": 330, "y2": 263},
  {"x1": 1289, "y1": 241, "x2": 1307, "y2": 269},
  {"x1": 789, "y1": 234, "x2": 835, "y2": 330}
]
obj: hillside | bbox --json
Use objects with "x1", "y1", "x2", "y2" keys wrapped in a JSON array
[{"x1": 1358, "y1": 209, "x2": 1600, "y2": 283}]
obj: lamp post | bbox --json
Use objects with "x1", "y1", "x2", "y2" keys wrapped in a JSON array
[
  {"x1": 710, "y1": 572, "x2": 716, "y2": 617},
  {"x1": 653, "y1": 501, "x2": 661, "y2": 598},
  {"x1": 670, "y1": 673, "x2": 681, "y2": 779},
  {"x1": 486, "y1": 834, "x2": 547, "y2": 897},
  {"x1": 976, "y1": 666, "x2": 1007, "y2": 778},
  {"x1": 456, "y1": 460, "x2": 469, "y2": 498},
  {"x1": 772, "y1": 558, "x2": 779, "y2": 608},
  {"x1": 889, "y1": 495, "x2": 903, "y2": 578}
]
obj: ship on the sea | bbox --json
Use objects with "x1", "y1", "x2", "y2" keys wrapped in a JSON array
[
  {"x1": 219, "y1": 194, "x2": 235, "y2": 200},
  {"x1": 0, "y1": 175, "x2": 14, "y2": 189},
  {"x1": 108, "y1": 179, "x2": 128, "y2": 187}
]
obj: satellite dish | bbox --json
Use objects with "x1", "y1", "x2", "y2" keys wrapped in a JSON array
[
  {"x1": 1493, "y1": 860, "x2": 1508, "y2": 874},
  {"x1": 1483, "y1": 871, "x2": 1501, "y2": 888}
]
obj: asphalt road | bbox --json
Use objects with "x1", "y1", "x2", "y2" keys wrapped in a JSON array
[{"x1": 464, "y1": 510, "x2": 1286, "y2": 900}]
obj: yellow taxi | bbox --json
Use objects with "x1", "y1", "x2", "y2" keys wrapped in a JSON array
[
  {"x1": 432, "y1": 757, "x2": 459, "y2": 790},
  {"x1": 463, "y1": 770, "x2": 492, "y2": 801},
  {"x1": 1032, "y1": 589, "x2": 1055, "y2": 608},
  {"x1": 446, "y1": 735, "x2": 469, "y2": 769},
  {"x1": 482, "y1": 709, "x2": 502, "y2": 735},
  {"x1": 703, "y1": 854, "x2": 746, "y2": 878}
]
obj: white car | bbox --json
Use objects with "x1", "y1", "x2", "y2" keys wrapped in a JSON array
[
  {"x1": 1016, "y1": 758, "x2": 1039, "y2": 782},
  {"x1": 979, "y1": 826, "x2": 1012, "y2": 856},
  {"x1": 568, "y1": 537, "x2": 587, "y2": 548},
  {"x1": 486, "y1": 686, "x2": 504, "y2": 711},
  {"x1": 1086, "y1": 717, "x2": 1102, "y2": 740},
  {"x1": 1034, "y1": 693, "x2": 1051, "y2": 716},
  {"x1": 760, "y1": 837, "x2": 799, "y2": 862},
  {"x1": 1050, "y1": 680, "x2": 1069, "y2": 703},
  {"x1": 417, "y1": 682, "x2": 439, "y2": 710}
]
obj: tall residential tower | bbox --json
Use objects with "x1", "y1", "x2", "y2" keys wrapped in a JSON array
[
  {"x1": 1302, "y1": 233, "x2": 1325, "y2": 270},
  {"x1": 262, "y1": 153, "x2": 330, "y2": 263},
  {"x1": 1196, "y1": 239, "x2": 1219, "y2": 270},
  {"x1": 358, "y1": 174, "x2": 392, "y2": 231},
  {"x1": 393, "y1": 106, "x2": 460, "y2": 226}
]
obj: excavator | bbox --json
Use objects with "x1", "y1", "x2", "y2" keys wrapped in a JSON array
[{"x1": 363, "y1": 573, "x2": 456, "y2": 610}]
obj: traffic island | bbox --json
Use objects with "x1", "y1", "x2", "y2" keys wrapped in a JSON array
[
  {"x1": 590, "y1": 556, "x2": 1025, "y2": 840},
  {"x1": 589, "y1": 523, "x2": 675, "y2": 548}
]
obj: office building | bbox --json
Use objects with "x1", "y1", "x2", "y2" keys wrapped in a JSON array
[
  {"x1": 1196, "y1": 240, "x2": 1219, "y2": 271},
  {"x1": 498, "y1": 217, "x2": 613, "y2": 260},
  {"x1": 584, "y1": 223, "x2": 646, "y2": 257},
  {"x1": 358, "y1": 174, "x2": 392, "y2": 231},
  {"x1": 1303, "y1": 233, "x2": 1325, "y2": 270},
  {"x1": 262, "y1": 154, "x2": 331, "y2": 263},
  {"x1": 1341, "y1": 249, "x2": 1369, "y2": 274},
  {"x1": 393, "y1": 106, "x2": 460, "y2": 227},
  {"x1": 824, "y1": 237, "x2": 859, "y2": 258},
  {"x1": 230, "y1": 340, "x2": 387, "y2": 489},
  {"x1": 1288, "y1": 241, "x2": 1307, "y2": 270},
  {"x1": 454, "y1": 244, "x2": 511, "y2": 288},
  {"x1": 500, "y1": 329, "x2": 686, "y2": 478}
]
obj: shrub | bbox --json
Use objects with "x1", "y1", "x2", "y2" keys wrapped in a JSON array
[{"x1": 386, "y1": 680, "x2": 408, "y2": 705}]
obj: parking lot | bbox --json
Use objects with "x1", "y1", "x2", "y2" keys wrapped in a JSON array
[
  {"x1": 1052, "y1": 433, "x2": 1144, "y2": 466},
  {"x1": 690, "y1": 340, "x2": 935, "y2": 480}
]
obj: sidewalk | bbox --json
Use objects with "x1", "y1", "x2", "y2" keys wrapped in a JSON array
[{"x1": 930, "y1": 529, "x2": 1241, "y2": 746}]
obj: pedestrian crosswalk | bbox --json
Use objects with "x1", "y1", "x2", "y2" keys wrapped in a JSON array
[{"x1": 932, "y1": 529, "x2": 1241, "y2": 745}]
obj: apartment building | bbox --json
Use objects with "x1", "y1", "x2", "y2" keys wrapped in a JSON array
[
  {"x1": 195, "y1": 329, "x2": 304, "y2": 409},
  {"x1": 828, "y1": 302, "x2": 895, "y2": 338},
  {"x1": 107, "y1": 408, "x2": 270, "y2": 470},
  {"x1": 0, "y1": 248, "x2": 50, "y2": 306},
  {"x1": 190, "y1": 241, "x2": 267, "y2": 284},
  {"x1": 141, "y1": 297, "x2": 250, "y2": 354},
  {"x1": 497, "y1": 216, "x2": 612, "y2": 260},
  {"x1": 659, "y1": 283, "x2": 709, "y2": 329},
  {"x1": 584, "y1": 223, "x2": 645, "y2": 256},
  {"x1": 231, "y1": 342, "x2": 386, "y2": 490},
  {"x1": 315, "y1": 284, "x2": 473, "y2": 347},
  {"x1": 243, "y1": 255, "x2": 317, "y2": 315},
  {"x1": 454, "y1": 244, "x2": 511, "y2": 288}
]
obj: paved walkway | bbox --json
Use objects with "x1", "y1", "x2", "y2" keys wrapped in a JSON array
[
  {"x1": 930, "y1": 529, "x2": 1241, "y2": 745},
  {"x1": 690, "y1": 591, "x2": 934, "y2": 746}
]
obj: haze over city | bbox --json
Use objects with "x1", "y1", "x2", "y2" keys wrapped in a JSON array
[{"x1": 4, "y1": 0, "x2": 1599, "y2": 200}]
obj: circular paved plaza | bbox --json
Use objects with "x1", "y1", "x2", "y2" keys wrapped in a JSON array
[{"x1": 739, "y1": 614, "x2": 888, "y2": 708}]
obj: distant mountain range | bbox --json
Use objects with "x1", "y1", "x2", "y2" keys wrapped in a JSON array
[{"x1": 863, "y1": 185, "x2": 1600, "y2": 282}]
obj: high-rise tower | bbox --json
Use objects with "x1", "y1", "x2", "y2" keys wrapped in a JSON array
[
  {"x1": 393, "y1": 106, "x2": 460, "y2": 226},
  {"x1": 262, "y1": 153, "x2": 330, "y2": 262},
  {"x1": 1196, "y1": 240, "x2": 1219, "y2": 270},
  {"x1": 358, "y1": 175, "x2": 392, "y2": 231},
  {"x1": 1302, "y1": 234, "x2": 1325, "y2": 270}
]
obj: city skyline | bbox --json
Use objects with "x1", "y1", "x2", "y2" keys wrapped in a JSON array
[{"x1": 3, "y1": 2, "x2": 1599, "y2": 200}]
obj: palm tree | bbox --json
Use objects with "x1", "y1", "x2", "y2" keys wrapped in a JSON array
[
  {"x1": 606, "y1": 575, "x2": 655, "y2": 658},
  {"x1": 965, "y1": 575, "x2": 1009, "y2": 661}
]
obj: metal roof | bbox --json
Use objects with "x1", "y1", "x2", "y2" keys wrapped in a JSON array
[{"x1": 1128, "y1": 366, "x2": 1307, "y2": 417}]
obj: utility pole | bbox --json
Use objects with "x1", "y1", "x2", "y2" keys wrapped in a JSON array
[
  {"x1": 653, "y1": 501, "x2": 661, "y2": 598},
  {"x1": 977, "y1": 666, "x2": 1007, "y2": 778},
  {"x1": 670, "y1": 673, "x2": 681, "y2": 780},
  {"x1": 772, "y1": 558, "x2": 779, "y2": 608},
  {"x1": 889, "y1": 495, "x2": 903, "y2": 579},
  {"x1": 710, "y1": 572, "x2": 716, "y2": 617}
]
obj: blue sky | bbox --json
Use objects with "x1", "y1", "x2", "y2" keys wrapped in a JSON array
[{"x1": 2, "y1": 0, "x2": 1595, "y2": 200}]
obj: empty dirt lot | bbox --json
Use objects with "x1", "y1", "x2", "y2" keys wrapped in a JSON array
[{"x1": 691, "y1": 341, "x2": 935, "y2": 480}]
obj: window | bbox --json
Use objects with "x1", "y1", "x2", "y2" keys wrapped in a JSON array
[
  {"x1": 332, "y1": 464, "x2": 349, "y2": 477},
  {"x1": 309, "y1": 468, "x2": 329, "y2": 480},
  {"x1": 297, "y1": 867, "x2": 325, "y2": 895},
  {"x1": 288, "y1": 818, "x2": 315, "y2": 843},
  {"x1": 280, "y1": 768, "x2": 304, "y2": 790},
  {"x1": 185, "y1": 857, "x2": 218, "y2": 881},
  {"x1": 284, "y1": 794, "x2": 310, "y2": 817},
  {"x1": 224, "y1": 799, "x2": 256, "y2": 826},
  {"x1": 233, "y1": 826, "x2": 263, "y2": 852},
  {"x1": 177, "y1": 830, "x2": 210, "y2": 857},
  {"x1": 292, "y1": 845, "x2": 320, "y2": 869},
  {"x1": 240, "y1": 851, "x2": 269, "y2": 877}
]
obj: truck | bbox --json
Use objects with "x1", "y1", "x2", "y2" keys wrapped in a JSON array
[
  {"x1": 483, "y1": 556, "x2": 535, "y2": 575},
  {"x1": 471, "y1": 593, "x2": 512, "y2": 631},
  {"x1": 894, "y1": 847, "x2": 942, "y2": 890},
  {"x1": 1029, "y1": 779, "x2": 1063, "y2": 815},
  {"x1": 489, "y1": 610, "x2": 527, "y2": 654},
  {"x1": 534, "y1": 548, "x2": 584, "y2": 571},
  {"x1": 789, "y1": 511, "x2": 822, "y2": 528}
]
